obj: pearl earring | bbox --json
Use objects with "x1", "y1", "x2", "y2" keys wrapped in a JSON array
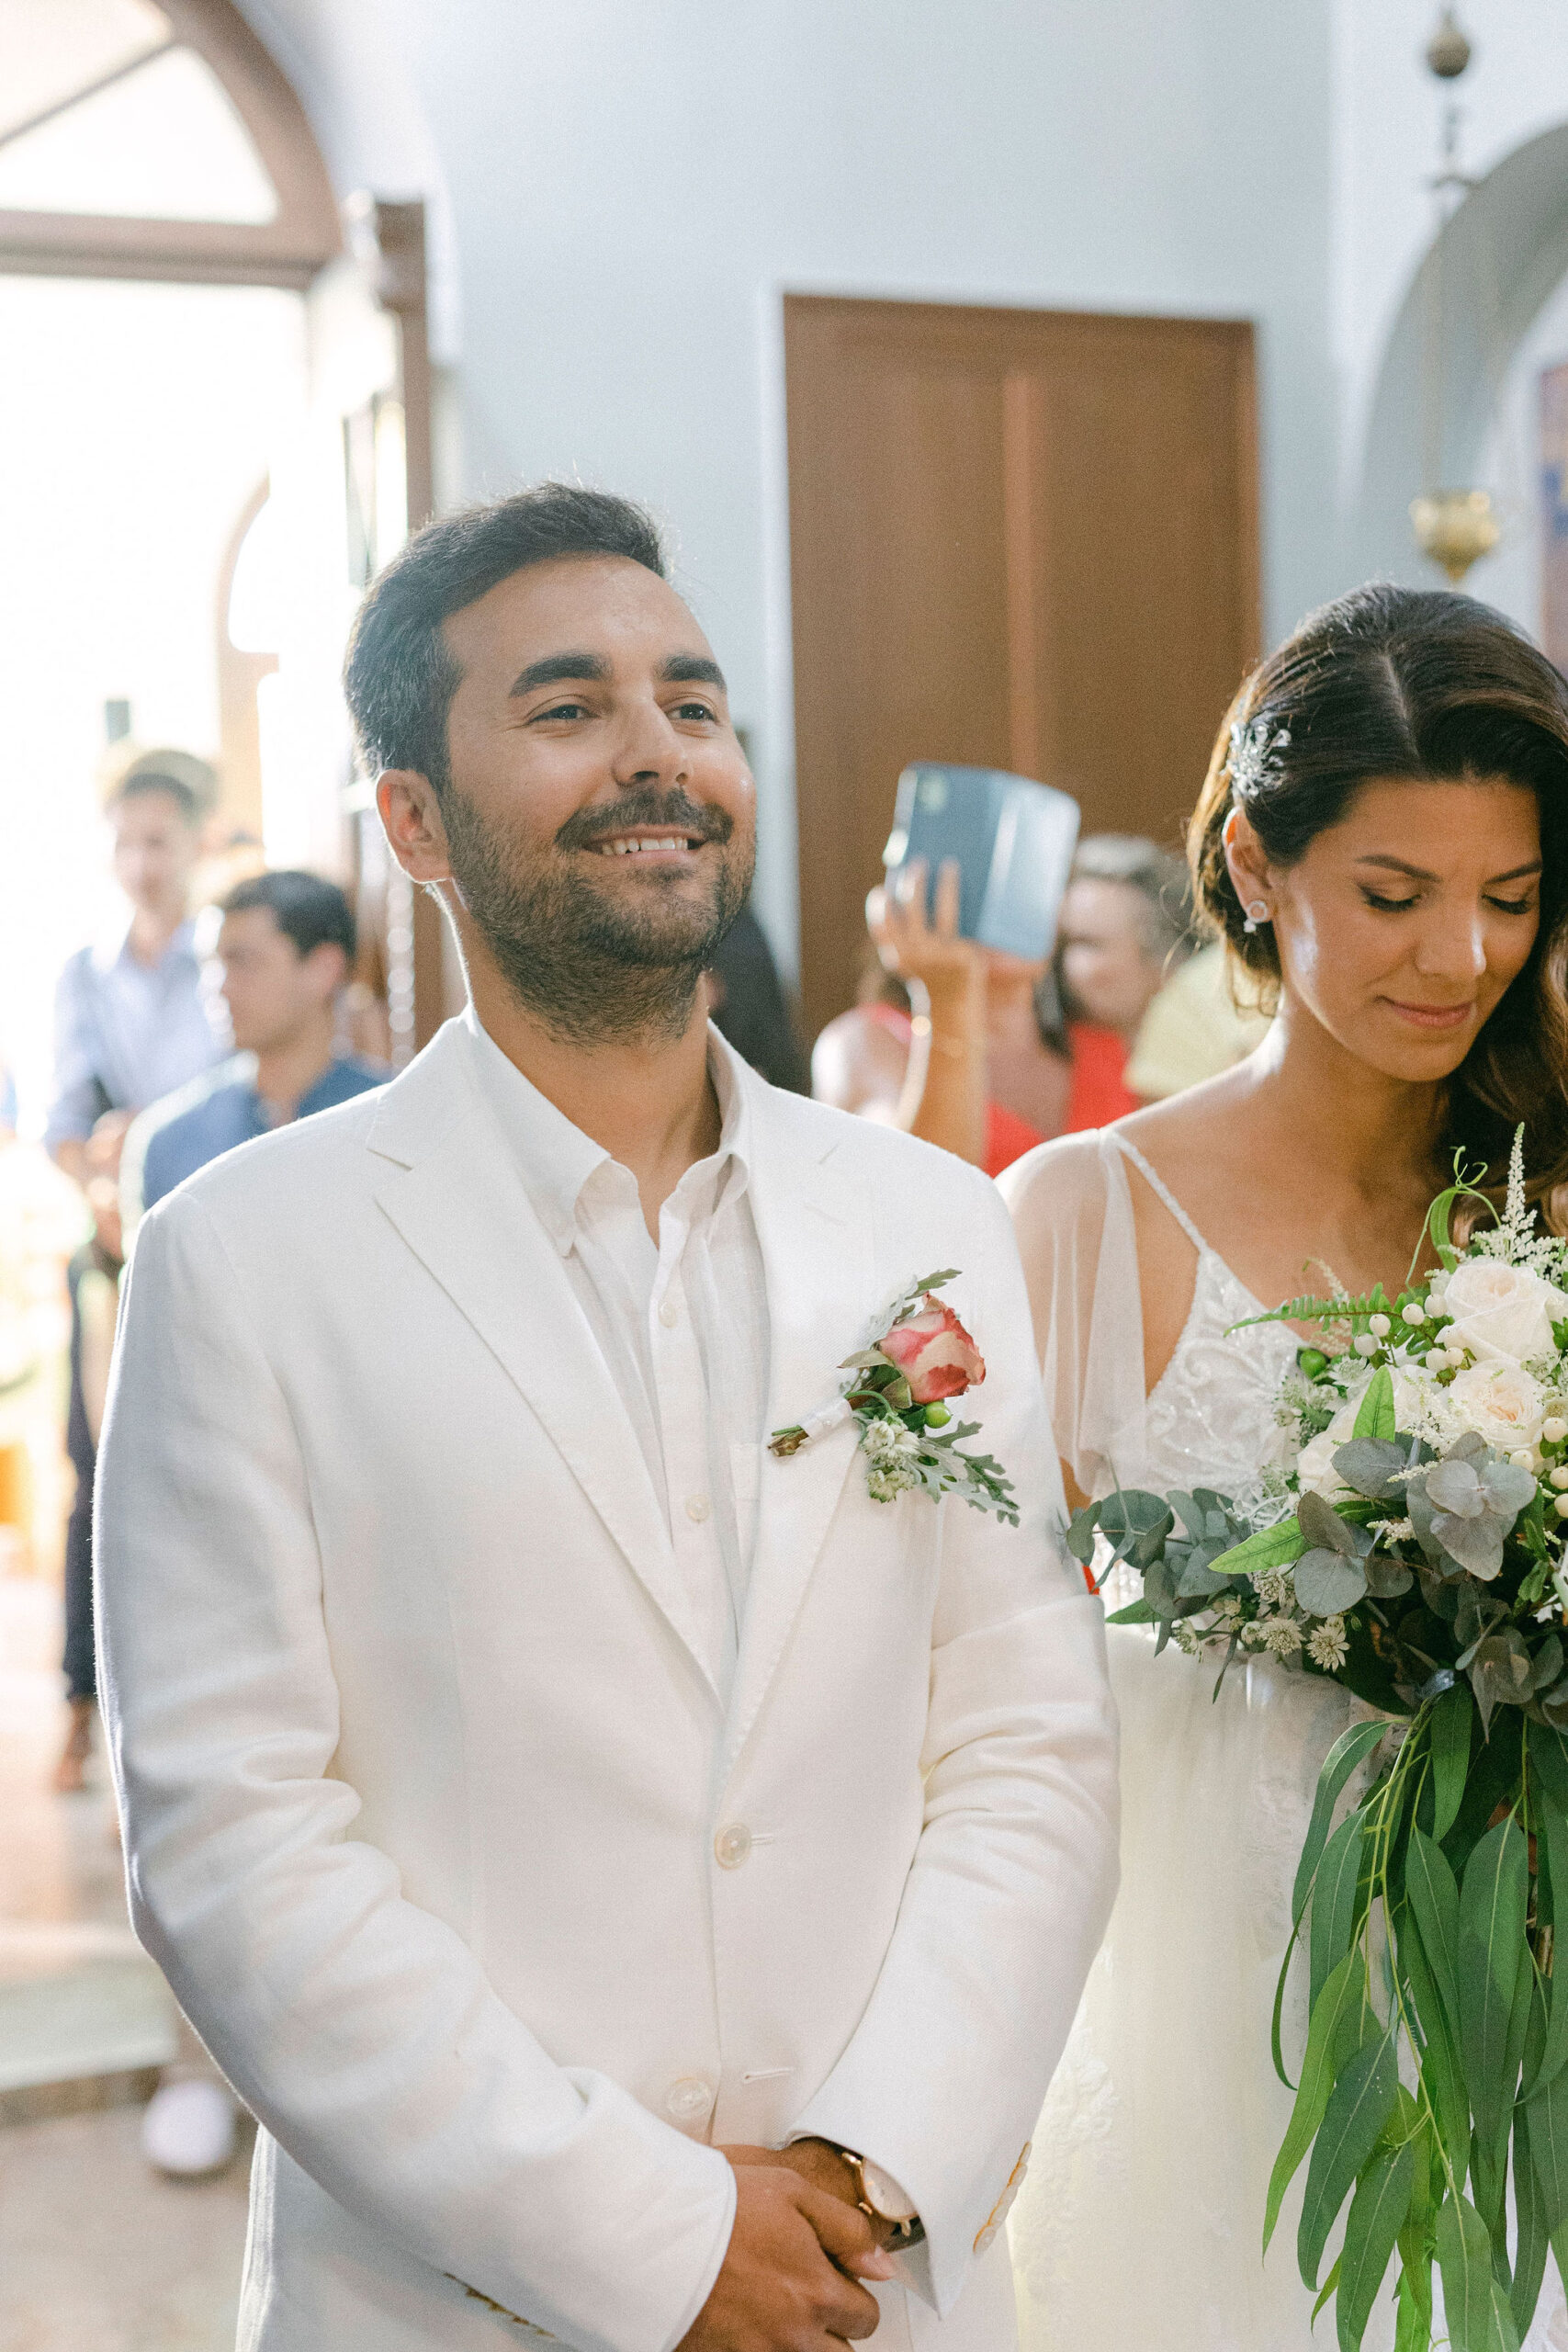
[{"x1": 1242, "y1": 899, "x2": 1270, "y2": 935}]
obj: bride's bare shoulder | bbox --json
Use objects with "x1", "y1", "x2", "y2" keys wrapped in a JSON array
[{"x1": 997, "y1": 1128, "x2": 1112, "y2": 1213}]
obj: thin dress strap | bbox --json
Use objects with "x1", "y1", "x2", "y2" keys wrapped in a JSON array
[{"x1": 1111, "y1": 1133, "x2": 1213, "y2": 1257}]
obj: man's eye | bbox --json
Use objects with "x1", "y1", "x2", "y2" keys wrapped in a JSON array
[
  {"x1": 533, "y1": 700, "x2": 592, "y2": 721},
  {"x1": 671, "y1": 700, "x2": 717, "y2": 722}
]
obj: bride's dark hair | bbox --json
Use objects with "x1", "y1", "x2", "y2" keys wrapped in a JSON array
[{"x1": 1189, "y1": 581, "x2": 1568, "y2": 1204}]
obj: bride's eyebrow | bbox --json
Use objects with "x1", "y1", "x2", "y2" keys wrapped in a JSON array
[{"x1": 1354, "y1": 854, "x2": 1542, "y2": 883}]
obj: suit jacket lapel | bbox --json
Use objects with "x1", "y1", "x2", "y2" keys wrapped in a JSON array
[
  {"x1": 723, "y1": 1085, "x2": 878, "y2": 1776},
  {"x1": 367, "y1": 1029, "x2": 718, "y2": 1698}
]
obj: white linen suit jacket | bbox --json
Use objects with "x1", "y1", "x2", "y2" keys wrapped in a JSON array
[{"x1": 96, "y1": 1018, "x2": 1118, "y2": 2352}]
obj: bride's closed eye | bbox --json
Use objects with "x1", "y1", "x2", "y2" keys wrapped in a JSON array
[{"x1": 1359, "y1": 887, "x2": 1538, "y2": 916}]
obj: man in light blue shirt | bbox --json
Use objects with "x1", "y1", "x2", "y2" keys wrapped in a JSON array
[
  {"x1": 47, "y1": 753, "x2": 226, "y2": 1178},
  {"x1": 125, "y1": 870, "x2": 385, "y2": 1226}
]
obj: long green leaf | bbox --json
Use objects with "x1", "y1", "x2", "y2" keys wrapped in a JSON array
[
  {"x1": 1402, "y1": 1911, "x2": 1472, "y2": 2180},
  {"x1": 1352, "y1": 1365, "x2": 1396, "y2": 1442},
  {"x1": 1293, "y1": 1720, "x2": 1392, "y2": 1930},
  {"x1": 1529, "y1": 1718, "x2": 1568, "y2": 1811},
  {"x1": 1314, "y1": 2256, "x2": 1342, "y2": 2329},
  {"x1": 1337, "y1": 2140, "x2": 1416, "y2": 2351},
  {"x1": 1534, "y1": 1805, "x2": 1568, "y2": 2094},
  {"x1": 1266, "y1": 1948, "x2": 1369, "y2": 2251},
  {"x1": 1514, "y1": 2098, "x2": 1551, "y2": 2342},
  {"x1": 1529, "y1": 2033, "x2": 1568, "y2": 2235},
  {"x1": 1300, "y1": 2034, "x2": 1399, "y2": 2290},
  {"x1": 1435, "y1": 2190, "x2": 1521, "y2": 2352},
  {"x1": 1395, "y1": 2259, "x2": 1434, "y2": 2352},
  {"x1": 1431, "y1": 1682, "x2": 1474, "y2": 1843},
  {"x1": 1458, "y1": 1820, "x2": 1530, "y2": 2159},
  {"x1": 1211, "y1": 1517, "x2": 1306, "y2": 1579},
  {"x1": 1313, "y1": 1809, "x2": 1371, "y2": 2009},
  {"x1": 1404, "y1": 1826, "x2": 1461, "y2": 2035}
]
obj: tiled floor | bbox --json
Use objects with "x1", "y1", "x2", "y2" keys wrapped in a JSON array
[{"x1": 0, "y1": 1576, "x2": 248, "y2": 2350}]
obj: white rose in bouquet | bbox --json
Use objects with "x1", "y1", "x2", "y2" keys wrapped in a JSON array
[
  {"x1": 1292, "y1": 1367, "x2": 1428, "y2": 1495},
  {"x1": 1444, "y1": 1358, "x2": 1548, "y2": 1451},
  {"x1": 1294, "y1": 1430, "x2": 1350, "y2": 1498},
  {"x1": 1440, "y1": 1255, "x2": 1568, "y2": 1366}
]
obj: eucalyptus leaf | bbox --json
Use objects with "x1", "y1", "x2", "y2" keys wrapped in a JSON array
[
  {"x1": 1402, "y1": 1911, "x2": 1471, "y2": 2177},
  {"x1": 1065, "y1": 1504, "x2": 1101, "y2": 1566},
  {"x1": 1471, "y1": 1631, "x2": 1536, "y2": 1739},
  {"x1": 1404, "y1": 1826, "x2": 1461, "y2": 2036},
  {"x1": 1527, "y1": 2025, "x2": 1568, "y2": 2236},
  {"x1": 1096, "y1": 1487, "x2": 1176, "y2": 1569},
  {"x1": 1311, "y1": 1810, "x2": 1371, "y2": 2008},
  {"x1": 1363, "y1": 1553, "x2": 1414, "y2": 1599},
  {"x1": 1532, "y1": 1803, "x2": 1568, "y2": 2095},
  {"x1": 1458, "y1": 1820, "x2": 1530, "y2": 2161},
  {"x1": 1102, "y1": 1598, "x2": 1160, "y2": 1626},
  {"x1": 1336, "y1": 2139, "x2": 1416, "y2": 2352},
  {"x1": 1299, "y1": 1489, "x2": 1360, "y2": 1556},
  {"x1": 1434, "y1": 2188, "x2": 1522, "y2": 2352},
  {"x1": 1430, "y1": 1682, "x2": 1474, "y2": 1842},
  {"x1": 1176, "y1": 1547, "x2": 1234, "y2": 1598},
  {"x1": 1265, "y1": 1947, "x2": 1369, "y2": 2251},
  {"x1": 1332, "y1": 1436, "x2": 1408, "y2": 1501},
  {"x1": 1292, "y1": 1720, "x2": 1392, "y2": 1930},
  {"x1": 1513, "y1": 2098, "x2": 1551, "y2": 2345},
  {"x1": 1295, "y1": 1549, "x2": 1371, "y2": 1618},
  {"x1": 1298, "y1": 2034, "x2": 1399, "y2": 2290}
]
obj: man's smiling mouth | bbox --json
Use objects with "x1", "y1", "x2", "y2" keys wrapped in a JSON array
[{"x1": 591, "y1": 832, "x2": 705, "y2": 857}]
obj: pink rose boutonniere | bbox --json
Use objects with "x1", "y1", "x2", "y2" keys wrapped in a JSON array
[{"x1": 770, "y1": 1270, "x2": 1018, "y2": 1523}]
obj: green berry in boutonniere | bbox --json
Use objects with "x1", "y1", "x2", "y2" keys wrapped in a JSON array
[{"x1": 769, "y1": 1270, "x2": 1019, "y2": 1524}]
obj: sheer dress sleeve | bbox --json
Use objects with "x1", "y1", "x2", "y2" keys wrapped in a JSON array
[{"x1": 998, "y1": 1131, "x2": 1147, "y2": 1501}]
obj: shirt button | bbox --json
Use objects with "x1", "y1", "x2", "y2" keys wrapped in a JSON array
[
  {"x1": 715, "y1": 1823, "x2": 752, "y2": 1869},
  {"x1": 685, "y1": 1494, "x2": 711, "y2": 1523},
  {"x1": 665, "y1": 2075, "x2": 713, "y2": 2123},
  {"x1": 659, "y1": 1299, "x2": 679, "y2": 1328}
]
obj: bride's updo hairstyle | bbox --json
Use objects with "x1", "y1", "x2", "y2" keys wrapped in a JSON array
[{"x1": 1189, "y1": 581, "x2": 1568, "y2": 1198}]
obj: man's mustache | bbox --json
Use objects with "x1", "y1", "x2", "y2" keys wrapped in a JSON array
[{"x1": 555, "y1": 790, "x2": 734, "y2": 853}]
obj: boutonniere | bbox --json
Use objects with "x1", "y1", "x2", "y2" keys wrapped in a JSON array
[{"x1": 769, "y1": 1270, "x2": 1018, "y2": 1524}]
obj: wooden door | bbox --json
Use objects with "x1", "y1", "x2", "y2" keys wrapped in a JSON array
[{"x1": 784, "y1": 296, "x2": 1260, "y2": 1038}]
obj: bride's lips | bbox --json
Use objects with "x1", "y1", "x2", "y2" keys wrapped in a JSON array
[{"x1": 1382, "y1": 997, "x2": 1475, "y2": 1032}]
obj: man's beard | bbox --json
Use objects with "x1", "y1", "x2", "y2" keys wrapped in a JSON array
[{"x1": 441, "y1": 785, "x2": 753, "y2": 1045}]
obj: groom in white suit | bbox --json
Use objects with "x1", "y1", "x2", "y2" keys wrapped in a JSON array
[{"x1": 96, "y1": 485, "x2": 1117, "y2": 2352}]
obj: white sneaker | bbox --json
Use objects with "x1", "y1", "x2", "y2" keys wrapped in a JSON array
[{"x1": 141, "y1": 2076, "x2": 238, "y2": 2177}]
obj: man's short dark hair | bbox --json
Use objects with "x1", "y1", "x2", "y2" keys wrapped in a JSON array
[
  {"x1": 222, "y1": 870, "x2": 356, "y2": 964},
  {"x1": 343, "y1": 483, "x2": 666, "y2": 800}
]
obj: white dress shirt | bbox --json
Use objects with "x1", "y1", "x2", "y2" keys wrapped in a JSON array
[{"x1": 466, "y1": 1011, "x2": 769, "y2": 1704}]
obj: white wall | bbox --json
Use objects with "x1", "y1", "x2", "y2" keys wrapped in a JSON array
[{"x1": 239, "y1": 0, "x2": 1349, "y2": 979}]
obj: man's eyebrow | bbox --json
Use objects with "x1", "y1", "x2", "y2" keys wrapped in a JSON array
[
  {"x1": 1355, "y1": 853, "x2": 1543, "y2": 884},
  {"x1": 509, "y1": 652, "x2": 611, "y2": 696},
  {"x1": 660, "y1": 655, "x2": 728, "y2": 691}
]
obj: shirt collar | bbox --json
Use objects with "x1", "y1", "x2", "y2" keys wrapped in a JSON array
[
  {"x1": 463, "y1": 1008, "x2": 752, "y2": 1257},
  {"x1": 90, "y1": 912, "x2": 198, "y2": 978}
]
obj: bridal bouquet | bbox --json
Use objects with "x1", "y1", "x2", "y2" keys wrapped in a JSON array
[{"x1": 1066, "y1": 1139, "x2": 1568, "y2": 2352}]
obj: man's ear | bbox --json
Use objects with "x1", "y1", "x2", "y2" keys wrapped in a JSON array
[
  {"x1": 378, "y1": 769, "x2": 453, "y2": 884},
  {"x1": 1221, "y1": 805, "x2": 1270, "y2": 912}
]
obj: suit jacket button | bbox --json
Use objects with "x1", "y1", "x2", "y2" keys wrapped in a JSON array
[
  {"x1": 666, "y1": 2076, "x2": 714, "y2": 2123},
  {"x1": 974, "y1": 2222, "x2": 998, "y2": 2255},
  {"x1": 715, "y1": 1823, "x2": 752, "y2": 1869}
]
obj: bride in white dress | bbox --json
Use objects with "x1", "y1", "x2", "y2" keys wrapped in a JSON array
[{"x1": 999, "y1": 582, "x2": 1568, "y2": 2351}]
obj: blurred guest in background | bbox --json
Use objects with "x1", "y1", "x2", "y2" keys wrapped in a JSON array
[
  {"x1": 814, "y1": 832, "x2": 1193, "y2": 1170},
  {"x1": 48, "y1": 749, "x2": 224, "y2": 1797},
  {"x1": 124, "y1": 870, "x2": 385, "y2": 1229},
  {"x1": 53, "y1": 1108, "x2": 128, "y2": 1794},
  {"x1": 702, "y1": 899, "x2": 809, "y2": 1091},
  {"x1": 46, "y1": 749, "x2": 225, "y2": 1182},
  {"x1": 1122, "y1": 935, "x2": 1271, "y2": 1100}
]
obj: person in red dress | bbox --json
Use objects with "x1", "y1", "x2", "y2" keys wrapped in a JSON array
[{"x1": 811, "y1": 835, "x2": 1193, "y2": 1170}]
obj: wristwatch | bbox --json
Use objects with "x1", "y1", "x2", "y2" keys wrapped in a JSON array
[{"x1": 830, "y1": 2145, "x2": 926, "y2": 2248}]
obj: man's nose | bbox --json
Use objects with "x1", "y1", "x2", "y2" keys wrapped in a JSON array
[{"x1": 609, "y1": 697, "x2": 687, "y2": 786}]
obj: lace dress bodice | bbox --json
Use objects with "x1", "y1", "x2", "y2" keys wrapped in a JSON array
[{"x1": 1113, "y1": 1136, "x2": 1301, "y2": 1498}]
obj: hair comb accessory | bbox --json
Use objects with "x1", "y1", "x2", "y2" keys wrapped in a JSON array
[
  {"x1": 1226, "y1": 715, "x2": 1292, "y2": 800},
  {"x1": 1242, "y1": 900, "x2": 1271, "y2": 935}
]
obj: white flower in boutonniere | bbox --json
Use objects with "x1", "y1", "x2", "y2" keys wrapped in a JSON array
[{"x1": 769, "y1": 1270, "x2": 1019, "y2": 1524}]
